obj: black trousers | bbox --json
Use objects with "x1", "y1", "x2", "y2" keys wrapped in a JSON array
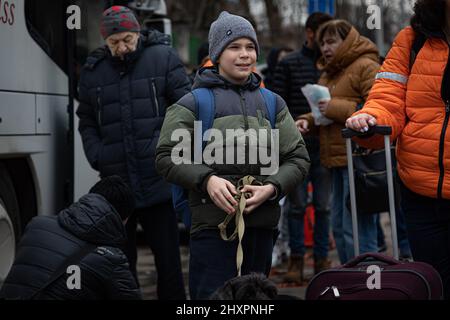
[
  {"x1": 401, "y1": 183, "x2": 450, "y2": 300},
  {"x1": 124, "y1": 201, "x2": 186, "y2": 300}
]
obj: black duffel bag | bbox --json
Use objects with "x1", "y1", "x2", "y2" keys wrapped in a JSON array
[{"x1": 346, "y1": 146, "x2": 398, "y2": 215}]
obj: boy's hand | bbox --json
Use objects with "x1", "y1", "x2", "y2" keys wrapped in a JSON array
[
  {"x1": 206, "y1": 175, "x2": 238, "y2": 215},
  {"x1": 240, "y1": 184, "x2": 276, "y2": 214}
]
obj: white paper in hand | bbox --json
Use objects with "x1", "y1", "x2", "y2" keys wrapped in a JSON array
[{"x1": 301, "y1": 84, "x2": 334, "y2": 126}]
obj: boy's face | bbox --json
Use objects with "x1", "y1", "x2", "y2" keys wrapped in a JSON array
[{"x1": 217, "y1": 38, "x2": 257, "y2": 85}]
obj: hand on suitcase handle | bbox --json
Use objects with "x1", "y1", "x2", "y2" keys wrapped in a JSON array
[{"x1": 341, "y1": 125, "x2": 392, "y2": 139}]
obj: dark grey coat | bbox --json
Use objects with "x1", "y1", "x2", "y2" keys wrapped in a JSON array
[{"x1": 77, "y1": 30, "x2": 191, "y2": 208}]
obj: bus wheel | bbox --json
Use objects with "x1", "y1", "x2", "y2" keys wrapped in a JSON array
[{"x1": 0, "y1": 163, "x2": 21, "y2": 285}]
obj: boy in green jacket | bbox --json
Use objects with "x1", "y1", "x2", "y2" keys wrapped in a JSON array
[{"x1": 156, "y1": 11, "x2": 310, "y2": 299}]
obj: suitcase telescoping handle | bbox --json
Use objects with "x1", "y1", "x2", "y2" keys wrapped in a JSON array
[{"x1": 341, "y1": 125, "x2": 399, "y2": 260}]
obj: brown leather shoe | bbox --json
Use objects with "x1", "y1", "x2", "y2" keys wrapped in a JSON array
[
  {"x1": 282, "y1": 254, "x2": 304, "y2": 284},
  {"x1": 314, "y1": 257, "x2": 331, "y2": 274}
]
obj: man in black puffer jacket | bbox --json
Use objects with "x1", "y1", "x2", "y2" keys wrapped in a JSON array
[
  {"x1": 273, "y1": 13, "x2": 332, "y2": 119},
  {"x1": 76, "y1": 6, "x2": 189, "y2": 299},
  {"x1": 0, "y1": 176, "x2": 141, "y2": 300}
]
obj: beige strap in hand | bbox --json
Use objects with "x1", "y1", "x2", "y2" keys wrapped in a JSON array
[{"x1": 218, "y1": 175, "x2": 262, "y2": 276}]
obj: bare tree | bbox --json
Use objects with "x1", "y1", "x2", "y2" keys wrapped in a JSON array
[
  {"x1": 263, "y1": 0, "x2": 283, "y2": 45},
  {"x1": 335, "y1": 0, "x2": 354, "y2": 19},
  {"x1": 164, "y1": 0, "x2": 413, "y2": 65}
]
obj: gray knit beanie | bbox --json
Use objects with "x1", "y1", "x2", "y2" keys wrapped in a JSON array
[{"x1": 208, "y1": 11, "x2": 259, "y2": 64}]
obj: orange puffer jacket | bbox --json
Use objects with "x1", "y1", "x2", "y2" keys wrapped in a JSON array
[{"x1": 354, "y1": 26, "x2": 450, "y2": 199}]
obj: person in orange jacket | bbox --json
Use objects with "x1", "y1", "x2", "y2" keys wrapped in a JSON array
[{"x1": 346, "y1": 0, "x2": 450, "y2": 299}]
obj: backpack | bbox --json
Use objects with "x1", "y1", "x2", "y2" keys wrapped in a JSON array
[{"x1": 172, "y1": 87, "x2": 278, "y2": 230}]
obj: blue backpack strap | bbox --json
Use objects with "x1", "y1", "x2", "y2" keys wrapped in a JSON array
[
  {"x1": 259, "y1": 88, "x2": 277, "y2": 129},
  {"x1": 192, "y1": 88, "x2": 215, "y2": 150},
  {"x1": 172, "y1": 88, "x2": 215, "y2": 229}
]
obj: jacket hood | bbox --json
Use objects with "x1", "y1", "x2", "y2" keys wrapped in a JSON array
[
  {"x1": 84, "y1": 29, "x2": 171, "y2": 70},
  {"x1": 57, "y1": 193, "x2": 127, "y2": 246},
  {"x1": 317, "y1": 27, "x2": 379, "y2": 76},
  {"x1": 192, "y1": 66, "x2": 262, "y2": 91},
  {"x1": 141, "y1": 28, "x2": 171, "y2": 46}
]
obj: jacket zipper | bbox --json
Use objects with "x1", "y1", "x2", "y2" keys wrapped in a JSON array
[
  {"x1": 437, "y1": 101, "x2": 450, "y2": 198},
  {"x1": 319, "y1": 286, "x2": 341, "y2": 298},
  {"x1": 151, "y1": 79, "x2": 160, "y2": 117},
  {"x1": 318, "y1": 284, "x2": 412, "y2": 300},
  {"x1": 438, "y1": 42, "x2": 450, "y2": 198},
  {"x1": 96, "y1": 87, "x2": 102, "y2": 126},
  {"x1": 238, "y1": 89, "x2": 249, "y2": 130},
  {"x1": 238, "y1": 89, "x2": 250, "y2": 156}
]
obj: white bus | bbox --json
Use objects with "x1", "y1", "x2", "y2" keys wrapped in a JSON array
[
  {"x1": 0, "y1": 0, "x2": 93, "y2": 285},
  {"x1": 0, "y1": 0, "x2": 170, "y2": 287},
  {"x1": 0, "y1": 0, "x2": 173, "y2": 286}
]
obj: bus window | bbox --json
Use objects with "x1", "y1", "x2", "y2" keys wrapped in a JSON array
[{"x1": 25, "y1": 0, "x2": 68, "y2": 74}]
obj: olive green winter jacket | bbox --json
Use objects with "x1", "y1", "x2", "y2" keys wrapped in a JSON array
[{"x1": 156, "y1": 67, "x2": 310, "y2": 234}]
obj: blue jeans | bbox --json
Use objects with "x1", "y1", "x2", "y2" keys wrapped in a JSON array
[
  {"x1": 287, "y1": 146, "x2": 332, "y2": 259},
  {"x1": 376, "y1": 207, "x2": 412, "y2": 257},
  {"x1": 189, "y1": 228, "x2": 274, "y2": 300},
  {"x1": 331, "y1": 167, "x2": 378, "y2": 264},
  {"x1": 376, "y1": 169, "x2": 412, "y2": 257},
  {"x1": 400, "y1": 182, "x2": 450, "y2": 300}
]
